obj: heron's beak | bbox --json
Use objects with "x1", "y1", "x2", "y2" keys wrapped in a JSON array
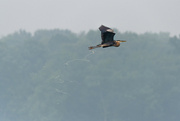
[{"x1": 117, "y1": 40, "x2": 126, "y2": 42}]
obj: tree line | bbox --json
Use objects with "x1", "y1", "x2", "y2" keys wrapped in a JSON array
[{"x1": 0, "y1": 29, "x2": 180, "y2": 121}]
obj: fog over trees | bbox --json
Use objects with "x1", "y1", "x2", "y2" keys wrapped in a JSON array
[{"x1": 0, "y1": 29, "x2": 180, "y2": 121}]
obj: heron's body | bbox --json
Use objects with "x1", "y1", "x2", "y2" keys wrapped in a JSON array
[{"x1": 89, "y1": 25, "x2": 126, "y2": 50}]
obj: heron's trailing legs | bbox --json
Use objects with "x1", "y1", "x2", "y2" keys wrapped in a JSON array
[
  {"x1": 88, "y1": 45, "x2": 101, "y2": 50},
  {"x1": 88, "y1": 43, "x2": 110, "y2": 50}
]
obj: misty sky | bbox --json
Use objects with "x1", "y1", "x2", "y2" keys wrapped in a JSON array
[{"x1": 1, "y1": 0, "x2": 180, "y2": 37}]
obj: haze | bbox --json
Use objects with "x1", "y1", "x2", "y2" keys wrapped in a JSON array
[{"x1": 1, "y1": 0, "x2": 180, "y2": 37}]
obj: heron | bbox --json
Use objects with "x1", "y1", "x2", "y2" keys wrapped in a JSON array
[{"x1": 89, "y1": 25, "x2": 126, "y2": 50}]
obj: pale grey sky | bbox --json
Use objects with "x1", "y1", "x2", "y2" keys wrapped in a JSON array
[{"x1": 1, "y1": 0, "x2": 180, "y2": 37}]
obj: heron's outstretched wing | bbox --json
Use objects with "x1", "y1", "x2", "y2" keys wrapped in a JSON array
[
  {"x1": 99, "y1": 25, "x2": 115, "y2": 44},
  {"x1": 99, "y1": 25, "x2": 114, "y2": 33},
  {"x1": 101, "y1": 32, "x2": 115, "y2": 44}
]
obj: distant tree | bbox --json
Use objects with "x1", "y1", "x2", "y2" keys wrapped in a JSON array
[{"x1": 169, "y1": 35, "x2": 180, "y2": 52}]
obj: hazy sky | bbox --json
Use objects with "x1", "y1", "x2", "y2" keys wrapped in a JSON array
[{"x1": 1, "y1": 0, "x2": 180, "y2": 37}]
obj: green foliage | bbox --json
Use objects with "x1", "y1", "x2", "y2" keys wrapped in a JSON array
[{"x1": 0, "y1": 29, "x2": 180, "y2": 121}]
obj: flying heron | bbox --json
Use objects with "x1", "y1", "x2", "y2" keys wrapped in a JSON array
[{"x1": 89, "y1": 25, "x2": 126, "y2": 50}]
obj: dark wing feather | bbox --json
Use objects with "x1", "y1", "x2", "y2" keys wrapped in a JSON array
[
  {"x1": 99, "y1": 25, "x2": 115, "y2": 44},
  {"x1": 99, "y1": 25, "x2": 113, "y2": 33},
  {"x1": 101, "y1": 32, "x2": 115, "y2": 44}
]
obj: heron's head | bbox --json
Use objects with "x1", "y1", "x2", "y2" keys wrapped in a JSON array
[
  {"x1": 114, "y1": 40, "x2": 126, "y2": 47},
  {"x1": 117, "y1": 40, "x2": 127, "y2": 43}
]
